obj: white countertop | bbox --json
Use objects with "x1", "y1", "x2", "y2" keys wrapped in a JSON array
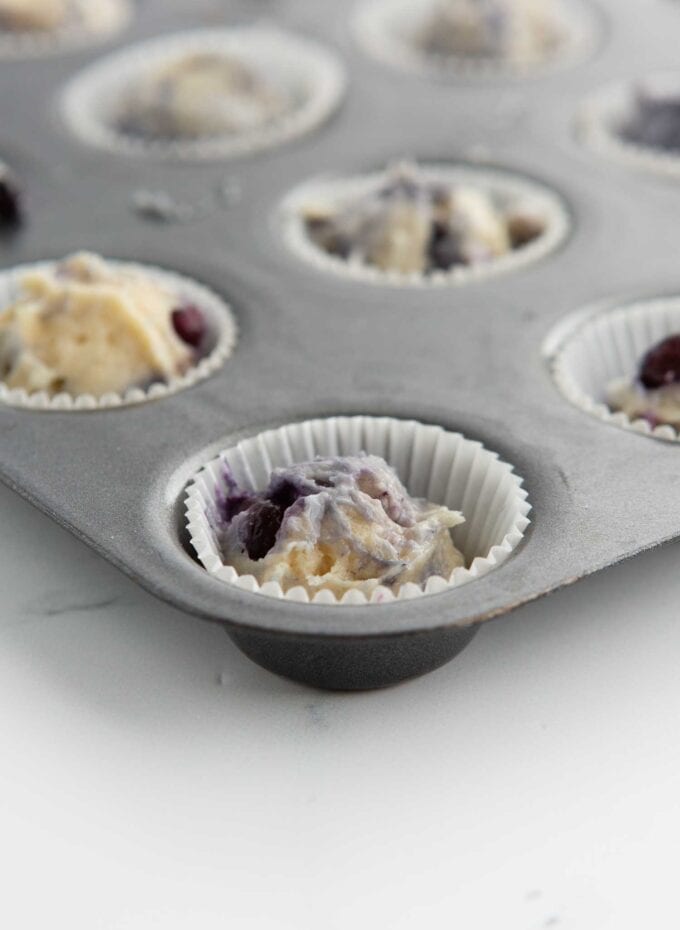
[{"x1": 1, "y1": 480, "x2": 678, "y2": 930}]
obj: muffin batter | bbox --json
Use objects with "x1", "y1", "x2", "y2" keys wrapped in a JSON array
[
  {"x1": 117, "y1": 51, "x2": 291, "y2": 140},
  {"x1": 0, "y1": 252, "x2": 204, "y2": 397},
  {"x1": 215, "y1": 454, "x2": 465, "y2": 598},
  {"x1": 619, "y1": 86, "x2": 680, "y2": 153},
  {"x1": 0, "y1": 0, "x2": 67, "y2": 32},
  {"x1": 414, "y1": 0, "x2": 565, "y2": 64},
  {"x1": 607, "y1": 334, "x2": 680, "y2": 430},
  {"x1": 302, "y1": 162, "x2": 545, "y2": 275}
]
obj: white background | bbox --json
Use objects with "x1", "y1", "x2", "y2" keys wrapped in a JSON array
[{"x1": 1, "y1": 480, "x2": 679, "y2": 929}]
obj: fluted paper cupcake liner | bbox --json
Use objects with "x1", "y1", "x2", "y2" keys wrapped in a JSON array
[
  {"x1": 278, "y1": 163, "x2": 570, "y2": 287},
  {"x1": 61, "y1": 26, "x2": 346, "y2": 161},
  {"x1": 0, "y1": 259, "x2": 237, "y2": 412},
  {"x1": 186, "y1": 415, "x2": 531, "y2": 606},
  {"x1": 352, "y1": 0, "x2": 598, "y2": 80},
  {"x1": 0, "y1": 0, "x2": 131, "y2": 60},
  {"x1": 580, "y1": 73, "x2": 680, "y2": 177},
  {"x1": 547, "y1": 297, "x2": 680, "y2": 442}
]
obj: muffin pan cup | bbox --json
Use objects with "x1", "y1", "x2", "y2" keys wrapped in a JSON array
[
  {"x1": 278, "y1": 163, "x2": 570, "y2": 287},
  {"x1": 352, "y1": 0, "x2": 599, "y2": 80},
  {"x1": 546, "y1": 296, "x2": 680, "y2": 443},
  {"x1": 0, "y1": 0, "x2": 132, "y2": 60},
  {"x1": 61, "y1": 25, "x2": 347, "y2": 161},
  {"x1": 185, "y1": 415, "x2": 530, "y2": 605},
  {"x1": 0, "y1": 259, "x2": 238, "y2": 410},
  {"x1": 2, "y1": 0, "x2": 680, "y2": 689},
  {"x1": 579, "y1": 72, "x2": 680, "y2": 178}
]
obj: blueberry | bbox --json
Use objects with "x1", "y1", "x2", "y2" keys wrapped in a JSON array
[
  {"x1": 428, "y1": 222, "x2": 464, "y2": 271},
  {"x1": 267, "y1": 477, "x2": 302, "y2": 510},
  {"x1": 239, "y1": 500, "x2": 284, "y2": 561},
  {"x1": 639, "y1": 334, "x2": 680, "y2": 389},
  {"x1": 0, "y1": 168, "x2": 22, "y2": 229},
  {"x1": 171, "y1": 303, "x2": 206, "y2": 348}
]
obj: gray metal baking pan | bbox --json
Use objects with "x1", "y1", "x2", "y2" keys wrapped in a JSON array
[{"x1": 1, "y1": 0, "x2": 679, "y2": 690}]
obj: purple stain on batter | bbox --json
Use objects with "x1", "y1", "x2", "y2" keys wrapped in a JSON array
[
  {"x1": 485, "y1": 8, "x2": 508, "y2": 44},
  {"x1": 215, "y1": 462, "x2": 346, "y2": 562},
  {"x1": 216, "y1": 467, "x2": 309, "y2": 559},
  {"x1": 222, "y1": 491, "x2": 255, "y2": 523},
  {"x1": 642, "y1": 410, "x2": 662, "y2": 429},
  {"x1": 216, "y1": 465, "x2": 257, "y2": 524}
]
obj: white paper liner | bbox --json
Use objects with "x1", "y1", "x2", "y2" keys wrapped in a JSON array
[
  {"x1": 0, "y1": 0, "x2": 131, "y2": 60},
  {"x1": 278, "y1": 163, "x2": 570, "y2": 287},
  {"x1": 185, "y1": 416, "x2": 531, "y2": 606},
  {"x1": 580, "y1": 73, "x2": 680, "y2": 177},
  {"x1": 60, "y1": 26, "x2": 346, "y2": 161},
  {"x1": 0, "y1": 259, "x2": 237, "y2": 412},
  {"x1": 352, "y1": 0, "x2": 598, "y2": 79},
  {"x1": 547, "y1": 297, "x2": 680, "y2": 442}
]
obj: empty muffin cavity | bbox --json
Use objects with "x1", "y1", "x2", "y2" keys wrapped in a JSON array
[
  {"x1": 352, "y1": 0, "x2": 597, "y2": 78},
  {"x1": 279, "y1": 161, "x2": 569, "y2": 287},
  {"x1": 0, "y1": 254, "x2": 237, "y2": 411},
  {"x1": 0, "y1": 0, "x2": 131, "y2": 59},
  {"x1": 581, "y1": 73, "x2": 680, "y2": 176},
  {"x1": 185, "y1": 415, "x2": 531, "y2": 606},
  {"x1": 61, "y1": 26, "x2": 346, "y2": 160},
  {"x1": 547, "y1": 297, "x2": 680, "y2": 442}
]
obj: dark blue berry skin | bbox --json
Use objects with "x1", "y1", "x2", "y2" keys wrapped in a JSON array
[
  {"x1": 171, "y1": 304, "x2": 206, "y2": 348},
  {"x1": 267, "y1": 476, "x2": 304, "y2": 511},
  {"x1": 266, "y1": 473, "x2": 334, "y2": 508},
  {"x1": 428, "y1": 222, "x2": 464, "y2": 271},
  {"x1": 239, "y1": 500, "x2": 284, "y2": 561},
  {"x1": 0, "y1": 171, "x2": 22, "y2": 229},
  {"x1": 221, "y1": 472, "x2": 339, "y2": 561},
  {"x1": 639, "y1": 334, "x2": 680, "y2": 389}
]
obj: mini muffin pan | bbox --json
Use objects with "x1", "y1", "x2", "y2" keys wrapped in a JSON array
[{"x1": 1, "y1": 0, "x2": 680, "y2": 690}]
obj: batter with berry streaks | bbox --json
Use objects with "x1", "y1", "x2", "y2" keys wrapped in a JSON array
[
  {"x1": 303, "y1": 162, "x2": 545, "y2": 276},
  {"x1": 214, "y1": 454, "x2": 465, "y2": 599},
  {"x1": 414, "y1": 0, "x2": 565, "y2": 64}
]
